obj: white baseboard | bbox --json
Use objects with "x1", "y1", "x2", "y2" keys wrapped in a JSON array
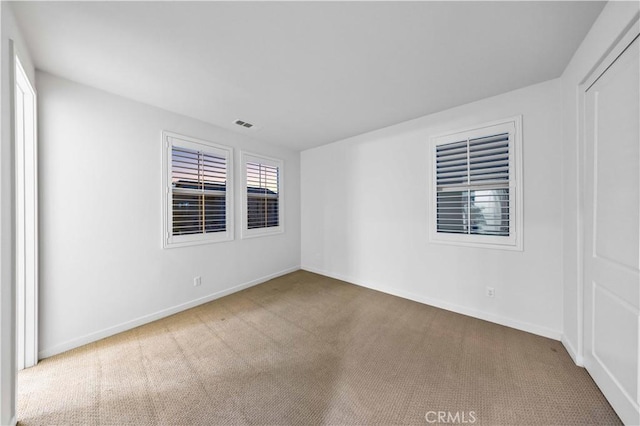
[
  {"x1": 561, "y1": 334, "x2": 584, "y2": 366},
  {"x1": 39, "y1": 266, "x2": 300, "y2": 359},
  {"x1": 302, "y1": 266, "x2": 562, "y2": 341}
]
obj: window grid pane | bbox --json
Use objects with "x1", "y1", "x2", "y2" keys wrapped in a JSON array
[
  {"x1": 172, "y1": 193, "x2": 202, "y2": 235},
  {"x1": 469, "y1": 189, "x2": 510, "y2": 236}
]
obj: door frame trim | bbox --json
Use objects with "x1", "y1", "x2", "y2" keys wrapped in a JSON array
[{"x1": 14, "y1": 50, "x2": 38, "y2": 370}]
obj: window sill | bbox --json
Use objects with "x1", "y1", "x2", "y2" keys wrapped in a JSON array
[
  {"x1": 240, "y1": 227, "x2": 284, "y2": 240},
  {"x1": 164, "y1": 233, "x2": 234, "y2": 249},
  {"x1": 429, "y1": 234, "x2": 523, "y2": 252}
]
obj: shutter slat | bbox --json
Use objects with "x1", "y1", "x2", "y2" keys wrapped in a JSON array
[
  {"x1": 436, "y1": 171, "x2": 469, "y2": 179},
  {"x1": 437, "y1": 152, "x2": 467, "y2": 162},
  {"x1": 436, "y1": 140, "x2": 467, "y2": 153},
  {"x1": 470, "y1": 167, "x2": 509, "y2": 176},
  {"x1": 469, "y1": 153, "x2": 509, "y2": 164},
  {"x1": 469, "y1": 146, "x2": 508, "y2": 156},
  {"x1": 469, "y1": 133, "x2": 509, "y2": 145},
  {"x1": 437, "y1": 177, "x2": 468, "y2": 185}
]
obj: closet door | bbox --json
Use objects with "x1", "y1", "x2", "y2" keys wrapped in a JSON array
[{"x1": 583, "y1": 34, "x2": 639, "y2": 425}]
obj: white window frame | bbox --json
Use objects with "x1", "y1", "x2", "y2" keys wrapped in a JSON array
[
  {"x1": 429, "y1": 116, "x2": 523, "y2": 251},
  {"x1": 162, "y1": 131, "x2": 234, "y2": 248},
  {"x1": 241, "y1": 152, "x2": 284, "y2": 239}
]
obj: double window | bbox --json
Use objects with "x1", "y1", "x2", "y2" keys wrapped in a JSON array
[
  {"x1": 162, "y1": 132, "x2": 233, "y2": 248},
  {"x1": 430, "y1": 116, "x2": 523, "y2": 250},
  {"x1": 162, "y1": 133, "x2": 284, "y2": 247}
]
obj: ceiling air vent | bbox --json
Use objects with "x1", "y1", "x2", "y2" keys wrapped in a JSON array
[{"x1": 234, "y1": 119, "x2": 254, "y2": 129}]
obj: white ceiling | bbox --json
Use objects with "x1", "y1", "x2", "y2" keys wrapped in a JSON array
[{"x1": 12, "y1": 1, "x2": 604, "y2": 151}]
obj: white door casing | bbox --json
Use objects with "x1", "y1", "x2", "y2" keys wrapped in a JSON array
[
  {"x1": 582, "y1": 27, "x2": 639, "y2": 425},
  {"x1": 15, "y1": 53, "x2": 38, "y2": 370}
]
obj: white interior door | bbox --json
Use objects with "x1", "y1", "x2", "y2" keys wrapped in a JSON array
[
  {"x1": 15, "y1": 54, "x2": 38, "y2": 370},
  {"x1": 583, "y1": 33, "x2": 639, "y2": 425}
]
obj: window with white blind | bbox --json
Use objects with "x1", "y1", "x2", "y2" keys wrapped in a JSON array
[
  {"x1": 430, "y1": 116, "x2": 523, "y2": 250},
  {"x1": 162, "y1": 132, "x2": 233, "y2": 248},
  {"x1": 241, "y1": 152, "x2": 283, "y2": 238}
]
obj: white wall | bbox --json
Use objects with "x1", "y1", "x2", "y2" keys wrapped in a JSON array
[
  {"x1": 560, "y1": 1, "x2": 640, "y2": 364},
  {"x1": 301, "y1": 79, "x2": 563, "y2": 339},
  {"x1": 0, "y1": 3, "x2": 35, "y2": 425},
  {"x1": 36, "y1": 72, "x2": 300, "y2": 358}
]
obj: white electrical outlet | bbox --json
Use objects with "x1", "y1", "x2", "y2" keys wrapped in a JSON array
[
  {"x1": 486, "y1": 287, "x2": 495, "y2": 297},
  {"x1": 194, "y1": 276, "x2": 202, "y2": 287}
]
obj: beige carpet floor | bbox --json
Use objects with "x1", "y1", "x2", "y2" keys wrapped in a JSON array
[{"x1": 18, "y1": 271, "x2": 621, "y2": 425}]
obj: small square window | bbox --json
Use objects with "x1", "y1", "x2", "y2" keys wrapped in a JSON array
[{"x1": 430, "y1": 116, "x2": 523, "y2": 250}]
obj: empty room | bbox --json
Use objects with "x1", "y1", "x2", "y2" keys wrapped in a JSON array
[{"x1": 0, "y1": 1, "x2": 638, "y2": 425}]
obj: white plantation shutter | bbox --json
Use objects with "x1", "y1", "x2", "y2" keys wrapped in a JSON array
[
  {"x1": 242, "y1": 152, "x2": 283, "y2": 238},
  {"x1": 431, "y1": 118, "x2": 522, "y2": 250},
  {"x1": 171, "y1": 146, "x2": 227, "y2": 235},
  {"x1": 246, "y1": 162, "x2": 279, "y2": 229},
  {"x1": 163, "y1": 132, "x2": 233, "y2": 248}
]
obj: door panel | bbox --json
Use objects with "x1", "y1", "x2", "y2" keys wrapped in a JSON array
[
  {"x1": 593, "y1": 43, "x2": 640, "y2": 270},
  {"x1": 583, "y1": 35, "x2": 639, "y2": 425},
  {"x1": 592, "y1": 281, "x2": 637, "y2": 401}
]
